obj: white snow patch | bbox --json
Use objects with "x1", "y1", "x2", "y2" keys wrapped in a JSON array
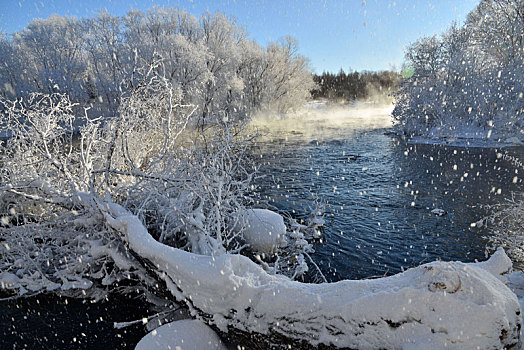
[
  {"x1": 236, "y1": 209, "x2": 286, "y2": 254},
  {"x1": 406, "y1": 125, "x2": 524, "y2": 148},
  {"x1": 430, "y1": 208, "x2": 446, "y2": 216},
  {"x1": 135, "y1": 319, "x2": 227, "y2": 350},
  {"x1": 471, "y1": 246, "x2": 513, "y2": 281}
]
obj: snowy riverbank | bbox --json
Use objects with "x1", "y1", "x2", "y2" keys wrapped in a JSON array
[
  {"x1": 390, "y1": 123, "x2": 524, "y2": 148},
  {"x1": 406, "y1": 133, "x2": 524, "y2": 148}
]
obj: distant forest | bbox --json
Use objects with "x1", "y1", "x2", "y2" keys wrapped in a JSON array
[{"x1": 312, "y1": 70, "x2": 401, "y2": 103}]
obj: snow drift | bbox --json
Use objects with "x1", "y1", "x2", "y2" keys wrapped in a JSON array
[{"x1": 103, "y1": 202, "x2": 521, "y2": 349}]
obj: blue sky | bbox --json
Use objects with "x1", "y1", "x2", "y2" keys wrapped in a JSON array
[{"x1": 0, "y1": 0, "x2": 480, "y2": 73}]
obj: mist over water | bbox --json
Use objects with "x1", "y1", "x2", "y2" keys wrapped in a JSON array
[
  {"x1": 249, "y1": 101, "x2": 394, "y2": 144},
  {"x1": 252, "y1": 102, "x2": 524, "y2": 281}
]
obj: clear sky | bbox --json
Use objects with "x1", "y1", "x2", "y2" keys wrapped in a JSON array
[{"x1": 0, "y1": 0, "x2": 480, "y2": 73}]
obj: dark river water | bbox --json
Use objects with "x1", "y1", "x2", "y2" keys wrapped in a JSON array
[
  {"x1": 254, "y1": 126, "x2": 524, "y2": 281},
  {"x1": 250, "y1": 104, "x2": 524, "y2": 281},
  {"x1": 2, "y1": 104, "x2": 523, "y2": 348}
]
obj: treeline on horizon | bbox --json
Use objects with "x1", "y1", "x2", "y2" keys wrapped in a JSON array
[
  {"x1": 311, "y1": 69, "x2": 401, "y2": 103},
  {"x1": 0, "y1": 7, "x2": 314, "y2": 126}
]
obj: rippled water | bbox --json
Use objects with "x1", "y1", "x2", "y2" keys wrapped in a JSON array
[{"x1": 252, "y1": 104, "x2": 524, "y2": 281}]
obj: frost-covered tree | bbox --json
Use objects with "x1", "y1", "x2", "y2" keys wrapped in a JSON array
[
  {"x1": 122, "y1": 8, "x2": 209, "y2": 95},
  {"x1": 393, "y1": 0, "x2": 524, "y2": 140},
  {"x1": 263, "y1": 36, "x2": 315, "y2": 113},
  {"x1": 197, "y1": 12, "x2": 245, "y2": 126},
  {"x1": 0, "y1": 33, "x2": 20, "y2": 99},
  {"x1": 0, "y1": 8, "x2": 314, "y2": 123},
  {"x1": 12, "y1": 16, "x2": 87, "y2": 101},
  {"x1": 83, "y1": 11, "x2": 129, "y2": 115},
  {"x1": 467, "y1": 0, "x2": 524, "y2": 68},
  {"x1": 238, "y1": 36, "x2": 315, "y2": 114}
]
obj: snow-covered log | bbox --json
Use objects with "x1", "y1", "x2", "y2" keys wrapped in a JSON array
[{"x1": 104, "y1": 203, "x2": 521, "y2": 349}]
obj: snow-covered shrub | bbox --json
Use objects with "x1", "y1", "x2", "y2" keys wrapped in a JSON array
[
  {"x1": 478, "y1": 195, "x2": 524, "y2": 266},
  {"x1": 0, "y1": 59, "x2": 317, "y2": 299},
  {"x1": 0, "y1": 92, "x2": 157, "y2": 298},
  {"x1": 144, "y1": 120, "x2": 258, "y2": 255},
  {"x1": 0, "y1": 210, "x2": 154, "y2": 299},
  {"x1": 0, "y1": 93, "x2": 85, "y2": 206},
  {"x1": 393, "y1": 0, "x2": 524, "y2": 141},
  {"x1": 0, "y1": 63, "x2": 195, "y2": 298}
]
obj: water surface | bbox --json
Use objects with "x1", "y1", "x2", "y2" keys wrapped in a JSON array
[{"x1": 252, "y1": 104, "x2": 524, "y2": 281}]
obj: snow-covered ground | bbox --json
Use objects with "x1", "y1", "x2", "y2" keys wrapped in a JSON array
[{"x1": 404, "y1": 124, "x2": 524, "y2": 148}]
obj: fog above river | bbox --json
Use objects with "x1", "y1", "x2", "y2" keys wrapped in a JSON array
[{"x1": 250, "y1": 100, "x2": 394, "y2": 143}]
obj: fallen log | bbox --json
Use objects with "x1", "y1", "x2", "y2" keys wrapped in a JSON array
[{"x1": 103, "y1": 202, "x2": 521, "y2": 349}]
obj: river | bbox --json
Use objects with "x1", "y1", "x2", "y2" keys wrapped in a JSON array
[{"x1": 252, "y1": 102, "x2": 524, "y2": 281}]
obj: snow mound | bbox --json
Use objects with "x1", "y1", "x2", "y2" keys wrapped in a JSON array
[
  {"x1": 105, "y1": 204, "x2": 522, "y2": 349},
  {"x1": 470, "y1": 246, "x2": 513, "y2": 281},
  {"x1": 236, "y1": 209, "x2": 286, "y2": 254},
  {"x1": 135, "y1": 319, "x2": 227, "y2": 350}
]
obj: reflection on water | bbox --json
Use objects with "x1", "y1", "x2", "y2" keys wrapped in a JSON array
[{"x1": 253, "y1": 104, "x2": 524, "y2": 281}]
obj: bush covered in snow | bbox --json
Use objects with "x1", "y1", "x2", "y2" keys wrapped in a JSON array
[
  {"x1": 0, "y1": 55, "x2": 318, "y2": 300},
  {"x1": 477, "y1": 195, "x2": 524, "y2": 267},
  {"x1": 393, "y1": 0, "x2": 524, "y2": 142}
]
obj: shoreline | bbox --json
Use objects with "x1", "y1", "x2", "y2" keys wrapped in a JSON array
[{"x1": 387, "y1": 131, "x2": 524, "y2": 149}]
